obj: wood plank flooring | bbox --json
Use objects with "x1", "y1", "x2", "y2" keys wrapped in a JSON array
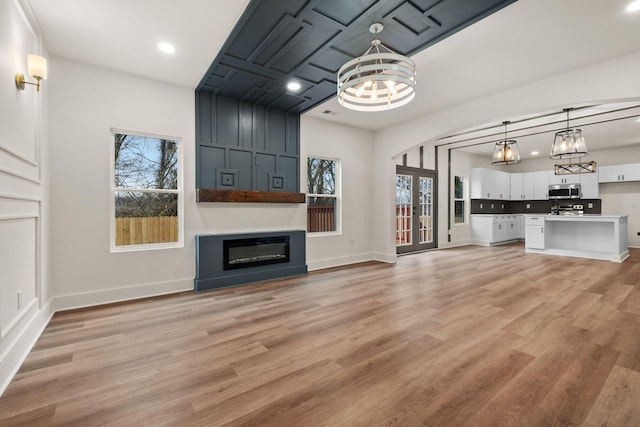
[{"x1": 1, "y1": 243, "x2": 640, "y2": 426}]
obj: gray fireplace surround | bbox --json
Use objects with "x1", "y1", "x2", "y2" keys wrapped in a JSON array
[{"x1": 195, "y1": 230, "x2": 307, "y2": 292}]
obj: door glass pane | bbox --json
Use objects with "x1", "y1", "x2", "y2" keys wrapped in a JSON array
[
  {"x1": 419, "y1": 177, "x2": 433, "y2": 244},
  {"x1": 395, "y1": 174, "x2": 412, "y2": 246}
]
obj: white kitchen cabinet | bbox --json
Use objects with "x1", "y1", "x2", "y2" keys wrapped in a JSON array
[
  {"x1": 492, "y1": 221, "x2": 507, "y2": 242},
  {"x1": 510, "y1": 173, "x2": 523, "y2": 201},
  {"x1": 471, "y1": 168, "x2": 510, "y2": 199},
  {"x1": 470, "y1": 168, "x2": 485, "y2": 199},
  {"x1": 580, "y1": 172, "x2": 599, "y2": 198},
  {"x1": 548, "y1": 171, "x2": 581, "y2": 185},
  {"x1": 525, "y1": 216, "x2": 545, "y2": 249},
  {"x1": 510, "y1": 173, "x2": 535, "y2": 200},
  {"x1": 493, "y1": 170, "x2": 511, "y2": 200},
  {"x1": 598, "y1": 163, "x2": 640, "y2": 183},
  {"x1": 523, "y1": 173, "x2": 535, "y2": 200},
  {"x1": 471, "y1": 214, "x2": 523, "y2": 245},
  {"x1": 534, "y1": 171, "x2": 549, "y2": 200}
]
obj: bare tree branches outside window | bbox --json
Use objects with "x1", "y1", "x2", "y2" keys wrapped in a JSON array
[{"x1": 114, "y1": 134, "x2": 178, "y2": 218}]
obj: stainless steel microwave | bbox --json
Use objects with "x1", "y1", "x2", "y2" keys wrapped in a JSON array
[{"x1": 548, "y1": 184, "x2": 581, "y2": 199}]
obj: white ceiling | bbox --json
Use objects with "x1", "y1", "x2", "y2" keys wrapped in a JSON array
[
  {"x1": 27, "y1": 0, "x2": 251, "y2": 88},
  {"x1": 27, "y1": 0, "x2": 640, "y2": 159}
]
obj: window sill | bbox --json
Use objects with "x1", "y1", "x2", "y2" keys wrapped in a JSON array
[
  {"x1": 307, "y1": 231, "x2": 341, "y2": 238},
  {"x1": 110, "y1": 241, "x2": 184, "y2": 253}
]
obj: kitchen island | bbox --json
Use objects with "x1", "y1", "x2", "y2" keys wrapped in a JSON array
[{"x1": 524, "y1": 215, "x2": 629, "y2": 262}]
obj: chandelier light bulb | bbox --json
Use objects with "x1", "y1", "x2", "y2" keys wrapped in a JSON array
[{"x1": 371, "y1": 82, "x2": 378, "y2": 100}]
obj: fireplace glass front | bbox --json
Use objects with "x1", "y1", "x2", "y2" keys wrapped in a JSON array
[{"x1": 223, "y1": 236, "x2": 290, "y2": 270}]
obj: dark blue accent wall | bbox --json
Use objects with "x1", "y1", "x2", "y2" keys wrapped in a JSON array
[{"x1": 196, "y1": 92, "x2": 300, "y2": 192}]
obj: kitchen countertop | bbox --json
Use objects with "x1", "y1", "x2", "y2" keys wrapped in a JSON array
[{"x1": 524, "y1": 214, "x2": 627, "y2": 220}]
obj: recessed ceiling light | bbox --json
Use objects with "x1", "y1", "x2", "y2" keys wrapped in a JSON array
[
  {"x1": 158, "y1": 42, "x2": 176, "y2": 54},
  {"x1": 531, "y1": 151, "x2": 539, "y2": 156},
  {"x1": 627, "y1": 0, "x2": 640, "y2": 12},
  {"x1": 287, "y1": 81, "x2": 301, "y2": 92}
]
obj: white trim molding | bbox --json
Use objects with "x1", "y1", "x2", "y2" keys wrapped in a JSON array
[{"x1": 53, "y1": 278, "x2": 194, "y2": 312}]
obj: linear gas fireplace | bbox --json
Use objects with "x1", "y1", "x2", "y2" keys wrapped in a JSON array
[
  {"x1": 195, "y1": 230, "x2": 307, "y2": 292},
  {"x1": 224, "y1": 236, "x2": 289, "y2": 270}
]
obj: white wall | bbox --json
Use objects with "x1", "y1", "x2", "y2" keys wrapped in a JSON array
[
  {"x1": 49, "y1": 58, "x2": 309, "y2": 310},
  {"x1": 301, "y1": 116, "x2": 375, "y2": 270},
  {"x1": 0, "y1": 0, "x2": 53, "y2": 396},
  {"x1": 372, "y1": 49, "x2": 640, "y2": 259}
]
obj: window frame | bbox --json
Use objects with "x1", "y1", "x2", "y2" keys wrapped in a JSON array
[
  {"x1": 109, "y1": 128, "x2": 184, "y2": 252},
  {"x1": 306, "y1": 156, "x2": 341, "y2": 236},
  {"x1": 453, "y1": 175, "x2": 467, "y2": 225}
]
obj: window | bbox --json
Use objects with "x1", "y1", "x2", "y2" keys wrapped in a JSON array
[
  {"x1": 307, "y1": 157, "x2": 339, "y2": 233},
  {"x1": 111, "y1": 130, "x2": 182, "y2": 251},
  {"x1": 454, "y1": 175, "x2": 466, "y2": 224}
]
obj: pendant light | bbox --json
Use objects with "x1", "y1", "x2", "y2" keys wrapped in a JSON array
[
  {"x1": 550, "y1": 108, "x2": 588, "y2": 159},
  {"x1": 491, "y1": 121, "x2": 521, "y2": 165},
  {"x1": 337, "y1": 23, "x2": 416, "y2": 112}
]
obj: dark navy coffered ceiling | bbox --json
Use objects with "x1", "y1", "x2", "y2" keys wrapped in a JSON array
[{"x1": 197, "y1": 0, "x2": 518, "y2": 113}]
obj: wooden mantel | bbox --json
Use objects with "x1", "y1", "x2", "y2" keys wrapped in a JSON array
[{"x1": 196, "y1": 189, "x2": 306, "y2": 204}]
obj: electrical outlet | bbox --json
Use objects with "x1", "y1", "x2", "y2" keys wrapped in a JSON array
[
  {"x1": 480, "y1": 203, "x2": 483, "y2": 209},
  {"x1": 588, "y1": 203, "x2": 593, "y2": 209},
  {"x1": 526, "y1": 203, "x2": 531, "y2": 209},
  {"x1": 17, "y1": 290, "x2": 22, "y2": 310},
  {"x1": 491, "y1": 204, "x2": 494, "y2": 209}
]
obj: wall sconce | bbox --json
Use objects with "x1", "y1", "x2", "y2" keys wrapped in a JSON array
[{"x1": 15, "y1": 55, "x2": 47, "y2": 92}]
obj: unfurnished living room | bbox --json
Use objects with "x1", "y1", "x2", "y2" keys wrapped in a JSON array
[{"x1": 1, "y1": 0, "x2": 640, "y2": 425}]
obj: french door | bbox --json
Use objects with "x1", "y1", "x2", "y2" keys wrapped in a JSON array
[{"x1": 396, "y1": 166, "x2": 437, "y2": 254}]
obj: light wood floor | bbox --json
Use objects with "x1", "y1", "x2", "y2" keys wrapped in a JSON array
[{"x1": 1, "y1": 244, "x2": 640, "y2": 426}]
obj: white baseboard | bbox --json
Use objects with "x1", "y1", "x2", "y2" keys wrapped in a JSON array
[
  {"x1": 0, "y1": 299, "x2": 54, "y2": 397},
  {"x1": 307, "y1": 252, "x2": 375, "y2": 271},
  {"x1": 439, "y1": 240, "x2": 473, "y2": 249},
  {"x1": 372, "y1": 252, "x2": 397, "y2": 263},
  {"x1": 54, "y1": 278, "x2": 194, "y2": 311},
  {"x1": 470, "y1": 239, "x2": 491, "y2": 247}
]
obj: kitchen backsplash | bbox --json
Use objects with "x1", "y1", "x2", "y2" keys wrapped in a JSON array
[{"x1": 470, "y1": 199, "x2": 602, "y2": 215}]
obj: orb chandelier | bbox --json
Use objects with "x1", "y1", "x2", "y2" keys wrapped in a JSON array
[
  {"x1": 550, "y1": 108, "x2": 588, "y2": 159},
  {"x1": 491, "y1": 121, "x2": 521, "y2": 165},
  {"x1": 337, "y1": 23, "x2": 416, "y2": 112}
]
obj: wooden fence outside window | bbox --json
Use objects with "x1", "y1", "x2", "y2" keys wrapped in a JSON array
[
  {"x1": 307, "y1": 206, "x2": 335, "y2": 233},
  {"x1": 115, "y1": 216, "x2": 178, "y2": 246}
]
